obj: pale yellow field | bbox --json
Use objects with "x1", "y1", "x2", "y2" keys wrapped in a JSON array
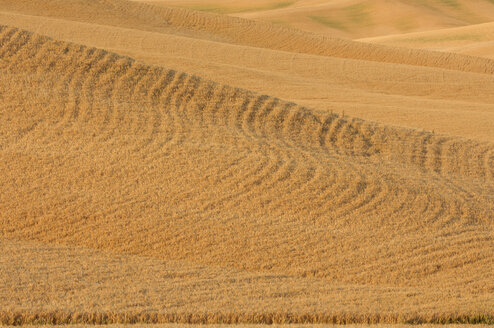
[
  {"x1": 0, "y1": 0, "x2": 493, "y2": 326},
  {"x1": 136, "y1": 0, "x2": 494, "y2": 38},
  {"x1": 134, "y1": 0, "x2": 494, "y2": 58},
  {"x1": 2, "y1": 0, "x2": 494, "y2": 142},
  {"x1": 362, "y1": 21, "x2": 494, "y2": 59}
]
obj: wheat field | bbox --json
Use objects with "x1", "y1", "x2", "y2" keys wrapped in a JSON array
[
  {"x1": 3, "y1": 0, "x2": 494, "y2": 142},
  {"x1": 138, "y1": 0, "x2": 494, "y2": 38},
  {"x1": 0, "y1": 0, "x2": 493, "y2": 326},
  {"x1": 361, "y1": 21, "x2": 494, "y2": 60}
]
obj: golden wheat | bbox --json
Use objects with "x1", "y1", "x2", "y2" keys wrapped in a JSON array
[
  {"x1": 0, "y1": 24, "x2": 493, "y2": 324},
  {"x1": 362, "y1": 21, "x2": 494, "y2": 60},
  {"x1": 2, "y1": 0, "x2": 494, "y2": 74},
  {"x1": 147, "y1": 0, "x2": 494, "y2": 40},
  {"x1": 1, "y1": 311, "x2": 493, "y2": 325},
  {"x1": 2, "y1": 0, "x2": 494, "y2": 144}
]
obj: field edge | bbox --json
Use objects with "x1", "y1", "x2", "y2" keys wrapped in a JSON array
[{"x1": 1, "y1": 311, "x2": 494, "y2": 326}]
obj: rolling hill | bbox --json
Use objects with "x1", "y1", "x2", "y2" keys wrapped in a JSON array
[
  {"x1": 1, "y1": 25, "x2": 494, "y2": 325},
  {"x1": 0, "y1": 0, "x2": 493, "y2": 325},
  {"x1": 136, "y1": 0, "x2": 494, "y2": 39},
  {"x1": 1, "y1": 0, "x2": 494, "y2": 142},
  {"x1": 362, "y1": 21, "x2": 494, "y2": 59}
]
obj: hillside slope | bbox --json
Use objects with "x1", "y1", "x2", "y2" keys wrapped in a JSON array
[
  {"x1": 1, "y1": 26, "x2": 493, "y2": 324},
  {"x1": 141, "y1": 0, "x2": 494, "y2": 39},
  {"x1": 361, "y1": 21, "x2": 494, "y2": 59},
  {"x1": 1, "y1": 0, "x2": 494, "y2": 142},
  {"x1": 2, "y1": 0, "x2": 494, "y2": 74}
]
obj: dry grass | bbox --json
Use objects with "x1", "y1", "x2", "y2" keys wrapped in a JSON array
[{"x1": 0, "y1": 24, "x2": 493, "y2": 324}]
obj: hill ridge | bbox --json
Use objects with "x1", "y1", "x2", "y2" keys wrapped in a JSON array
[
  {"x1": 3, "y1": 0, "x2": 494, "y2": 75},
  {"x1": 1, "y1": 25, "x2": 493, "y2": 181}
]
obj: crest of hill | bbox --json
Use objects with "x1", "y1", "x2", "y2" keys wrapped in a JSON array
[
  {"x1": 2, "y1": 0, "x2": 494, "y2": 75},
  {"x1": 145, "y1": 0, "x2": 494, "y2": 39},
  {"x1": 361, "y1": 21, "x2": 494, "y2": 60},
  {"x1": 3, "y1": 0, "x2": 494, "y2": 144},
  {"x1": 1, "y1": 25, "x2": 494, "y2": 323}
]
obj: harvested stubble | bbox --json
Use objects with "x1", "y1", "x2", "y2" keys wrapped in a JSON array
[
  {"x1": 145, "y1": 0, "x2": 494, "y2": 40},
  {"x1": 1, "y1": 311, "x2": 494, "y2": 325},
  {"x1": 2, "y1": 0, "x2": 494, "y2": 74},
  {"x1": 0, "y1": 24, "x2": 493, "y2": 325},
  {"x1": 5, "y1": 325, "x2": 494, "y2": 328},
  {"x1": 3, "y1": 0, "x2": 494, "y2": 143}
]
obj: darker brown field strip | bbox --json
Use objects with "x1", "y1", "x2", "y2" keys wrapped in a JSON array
[{"x1": 1, "y1": 311, "x2": 494, "y2": 325}]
